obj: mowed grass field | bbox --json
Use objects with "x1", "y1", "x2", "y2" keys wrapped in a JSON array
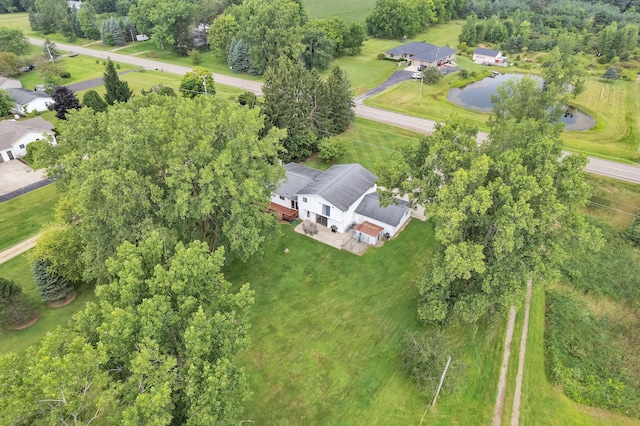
[
  {"x1": 0, "y1": 185, "x2": 58, "y2": 252},
  {"x1": 303, "y1": 0, "x2": 374, "y2": 23},
  {"x1": 565, "y1": 78, "x2": 640, "y2": 163}
]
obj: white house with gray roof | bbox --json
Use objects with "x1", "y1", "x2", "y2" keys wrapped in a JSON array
[
  {"x1": 6, "y1": 88, "x2": 53, "y2": 114},
  {"x1": 472, "y1": 47, "x2": 507, "y2": 67},
  {"x1": 385, "y1": 42, "x2": 456, "y2": 68},
  {"x1": 271, "y1": 163, "x2": 412, "y2": 244},
  {"x1": 0, "y1": 117, "x2": 56, "y2": 162}
]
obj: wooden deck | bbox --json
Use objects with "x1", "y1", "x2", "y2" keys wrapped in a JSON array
[{"x1": 269, "y1": 202, "x2": 298, "y2": 221}]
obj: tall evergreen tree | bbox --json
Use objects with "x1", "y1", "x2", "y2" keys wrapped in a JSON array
[
  {"x1": 33, "y1": 258, "x2": 74, "y2": 303},
  {"x1": 320, "y1": 65, "x2": 354, "y2": 134},
  {"x1": 103, "y1": 59, "x2": 132, "y2": 105}
]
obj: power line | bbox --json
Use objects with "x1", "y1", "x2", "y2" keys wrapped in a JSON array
[
  {"x1": 590, "y1": 194, "x2": 640, "y2": 210},
  {"x1": 587, "y1": 201, "x2": 640, "y2": 218}
]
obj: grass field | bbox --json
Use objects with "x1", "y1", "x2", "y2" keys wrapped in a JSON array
[
  {"x1": 585, "y1": 174, "x2": 640, "y2": 230},
  {"x1": 564, "y1": 78, "x2": 640, "y2": 163},
  {"x1": 18, "y1": 55, "x2": 139, "y2": 91},
  {"x1": 0, "y1": 253, "x2": 97, "y2": 355},
  {"x1": 306, "y1": 117, "x2": 421, "y2": 171},
  {"x1": 0, "y1": 184, "x2": 58, "y2": 252},
  {"x1": 303, "y1": 0, "x2": 374, "y2": 23},
  {"x1": 226, "y1": 221, "x2": 433, "y2": 423}
]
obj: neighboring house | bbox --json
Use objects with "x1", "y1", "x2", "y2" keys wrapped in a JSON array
[
  {"x1": 0, "y1": 77, "x2": 22, "y2": 90},
  {"x1": 385, "y1": 42, "x2": 457, "y2": 68},
  {"x1": 6, "y1": 88, "x2": 53, "y2": 114},
  {"x1": 0, "y1": 117, "x2": 56, "y2": 163},
  {"x1": 67, "y1": 1, "x2": 82, "y2": 9},
  {"x1": 472, "y1": 47, "x2": 508, "y2": 67},
  {"x1": 271, "y1": 163, "x2": 412, "y2": 245}
]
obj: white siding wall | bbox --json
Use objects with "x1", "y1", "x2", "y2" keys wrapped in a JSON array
[
  {"x1": 299, "y1": 187, "x2": 376, "y2": 232},
  {"x1": 23, "y1": 98, "x2": 52, "y2": 113},
  {"x1": 354, "y1": 209, "x2": 411, "y2": 239},
  {"x1": 0, "y1": 150, "x2": 11, "y2": 161},
  {"x1": 270, "y1": 194, "x2": 294, "y2": 209},
  {"x1": 10, "y1": 132, "x2": 53, "y2": 158}
]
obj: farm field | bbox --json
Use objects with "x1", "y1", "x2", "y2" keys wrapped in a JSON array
[{"x1": 0, "y1": 184, "x2": 58, "y2": 252}]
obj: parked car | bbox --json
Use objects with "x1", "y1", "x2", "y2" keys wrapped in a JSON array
[
  {"x1": 417, "y1": 64, "x2": 426, "y2": 71},
  {"x1": 412, "y1": 72, "x2": 423, "y2": 79}
]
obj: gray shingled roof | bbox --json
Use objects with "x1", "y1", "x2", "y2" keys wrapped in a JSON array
[
  {"x1": 473, "y1": 47, "x2": 502, "y2": 57},
  {"x1": 298, "y1": 164, "x2": 377, "y2": 211},
  {"x1": 0, "y1": 117, "x2": 54, "y2": 150},
  {"x1": 355, "y1": 192, "x2": 410, "y2": 227},
  {"x1": 386, "y1": 42, "x2": 457, "y2": 62},
  {"x1": 6, "y1": 88, "x2": 52, "y2": 106},
  {"x1": 275, "y1": 163, "x2": 324, "y2": 200}
]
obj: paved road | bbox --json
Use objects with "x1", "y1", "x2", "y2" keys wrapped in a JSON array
[{"x1": 32, "y1": 38, "x2": 640, "y2": 184}]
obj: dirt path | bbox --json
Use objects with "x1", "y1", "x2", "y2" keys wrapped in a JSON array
[
  {"x1": 493, "y1": 306, "x2": 517, "y2": 426},
  {"x1": 510, "y1": 279, "x2": 533, "y2": 426},
  {"x1": 0, "y1": 235, "x2": 39, "y2": 265}
]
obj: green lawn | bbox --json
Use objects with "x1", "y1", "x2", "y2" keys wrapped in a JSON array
[
  {"x1": 0, "y1": 184, "x2": 58, "y2": 252},
  {"x1": 226, "y1": 221, "x2": 433, "y2": 424},
  {"x1": 303, "y1": 0, "x2": 375, "y2": 23},
  {"x1": 0, "y1": 253, "x2": 97, "y2": 355},
  {"x1": 18, "y1": 55, "x2": 139, "y2": 91},
  {"x1": 305, "y1": 117, "x2": 421, "y2": 171}
]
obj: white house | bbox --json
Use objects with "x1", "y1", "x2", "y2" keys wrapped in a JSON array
[
  {"x1": 385, "y1": 42, "x2": 457, "y2": 68},
  {"x1": 0, "y1": 117, "x2": 56, "y2": 163},
  {"x1": 472, "y1": 47, "x2": 508, "y2": 67},
  {"x1": 6, "y1": 88, "x2": 53, "y2": 114},
  {"x1": 271, "y1": 163, "x2": 412, "y2": 244}
]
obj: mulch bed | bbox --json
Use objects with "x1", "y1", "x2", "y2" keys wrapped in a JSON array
[
  {"x1": 46, "y1": 290, "x2": 78, "y2": 308},
  {"x1": 11, "y1": 313, "x2": 40, "y2": 330}
]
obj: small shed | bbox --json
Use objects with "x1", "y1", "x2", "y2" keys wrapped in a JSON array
[
  {"x1": 472, "y1": 47, "x2": 507, "y2": 67},
  {"x1": 355, "y1": 221, "x2": 385, "y2": 245}
]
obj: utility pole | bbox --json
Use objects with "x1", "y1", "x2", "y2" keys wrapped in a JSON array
[
  {"x1": 203, "y1": 76, "x2": 207, "y2": 95},
  {"x1": 418, "y1": 75, "x2": 424, "y2": 105}
]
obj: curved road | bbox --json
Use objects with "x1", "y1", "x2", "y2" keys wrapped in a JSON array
[{"x1": 31, "y1": 38, "x2": 640, "y2": 184}]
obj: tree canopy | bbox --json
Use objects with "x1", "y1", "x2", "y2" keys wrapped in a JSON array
[
  {"x1": 0, "y1": 27, "x2": 29, "y2": 56},
  {"x1": 377, "y1": 77, "x2": 600, "y2": 323},
  {"x1": 0, "y1": 88, "x2": 13, "y2": 116},
  {"x1": 40, "y1": 94, "x2": 286, "y2": 283},
  {"x1": 179, "y1": 66, "x2": 215, "y2": 97},
  {"x1": 103, "y1": 59, "x2": 132, "y2": 105},
  {"x1": 1, "y1": 234, "x2": 254, "y2": 425},
  {"x1": 50, "y1": 86, "x2": 81, "y2": 119}
]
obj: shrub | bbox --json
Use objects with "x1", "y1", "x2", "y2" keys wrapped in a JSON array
[
  {"x1": 623, "y1": 218, "x2": 640, "y2": 247},
  {"x1": 59, "y1": 71, "x2": 70, "y2": 78},
  {"x1": 237, "y1": 91, "x2": 257, "y2": 108},
  {"x1": 23, "y1": 139, "x2": 51, "y2": 169},
  {"x1": 459, "y1": 69, "x2": 469, "y2": 79},
  {"x1": 115, "y1": 63, "x2": 121, "y2": 69},
  {"x1": 0, "y1": 277, "x2": 38, "y2": 329},
  {"x1": 318, "y1": 138, "x2": 346, "y2": 162},
  {"x1": 188, "y1": 49, "x2": 202, "y2": 65},
  {"x1": 377, "y1": 53, "x2": 385, "y2": 60},
  {"x1": 33, "y1": 259, "x2": 74, "y2": 303},
  {"x1": 402, "y1": 330, "x2": 459, "y2": 397}
]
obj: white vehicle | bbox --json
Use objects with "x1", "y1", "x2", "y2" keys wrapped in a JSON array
[{"x1": 411, "y1": 72, "x2": 423, "y2": 79}]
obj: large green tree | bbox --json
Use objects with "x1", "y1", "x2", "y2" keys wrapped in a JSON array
[
  {"x1": 41, "y1": 94, "x2": 285, "y2": 283},
  {"x1": 365, "y1": 0, "x2": 434, "y2": 38},
  {"x1": 541, "y1": 33, "x2": 586, "y2": 97},
  {"x1": 301, "y1": 26, "x2": 335, "y2": 70},
  {"x1": 129, "y1": 0, "x2": 193, "y2": 52},
  {"x1": 103, "y1": 59, "x2": 132, "y2": 105},
  {"x1": 208, "y1": 13, "x2": 239, "y2": 59},
  {"x1": 377, "y1": 77, "x2": 600, "y2": 323},
  {"x1": 0, "y1": 27, "x2": 29, "y2": 55},
  {"x1": 0, "y1": 277, "x2": 38, "y2": 329},
  {"x1": 1, "y1": 234, "x2": 254, "y2": 425},
  {"x1": 179, "y1": 66, "x2": 215, "y2": 97},
  {"x1": 234, "y1": 0, "x2": 306, "y2": 74},
  {"x1": 33, "y1": 258, "x2": 74, "y2": 303}
]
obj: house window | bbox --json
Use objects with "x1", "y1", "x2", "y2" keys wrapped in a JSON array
[
  {"x1": 279, "y1": 196, "x2": 285, "y2": 200},
  {"x1": 322, "y1": 204, "x2": 330, "y2": 217},
  {"x1": 306, "y1": 211, "x2": 310, "y2": 218},
  {"x1": 302, "y1": 197, "x2": 307, "y2": 203},
  {"x1": 19, "y1": 144, "x2": 25, "y2": 149}
]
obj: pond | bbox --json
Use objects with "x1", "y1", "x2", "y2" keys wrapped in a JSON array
[{"x1": 447, "y1": 73, "x2": 595, "y2": 131}]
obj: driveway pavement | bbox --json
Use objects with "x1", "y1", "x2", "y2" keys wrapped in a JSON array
[
  {"x1": 360, "y1": 70, "x2": 414, "y2": 100},
  {"x1": 0, "y1": 160, "x2": 46, "y2": 196}
]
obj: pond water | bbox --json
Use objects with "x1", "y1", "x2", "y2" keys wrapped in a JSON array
[{"x1": 447, "y1": 73, "x2": 595, "y2": 131}]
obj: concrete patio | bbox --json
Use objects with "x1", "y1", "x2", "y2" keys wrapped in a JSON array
[{"x1": 294, "y1": 220, "x2": 370, "y2": 255}]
